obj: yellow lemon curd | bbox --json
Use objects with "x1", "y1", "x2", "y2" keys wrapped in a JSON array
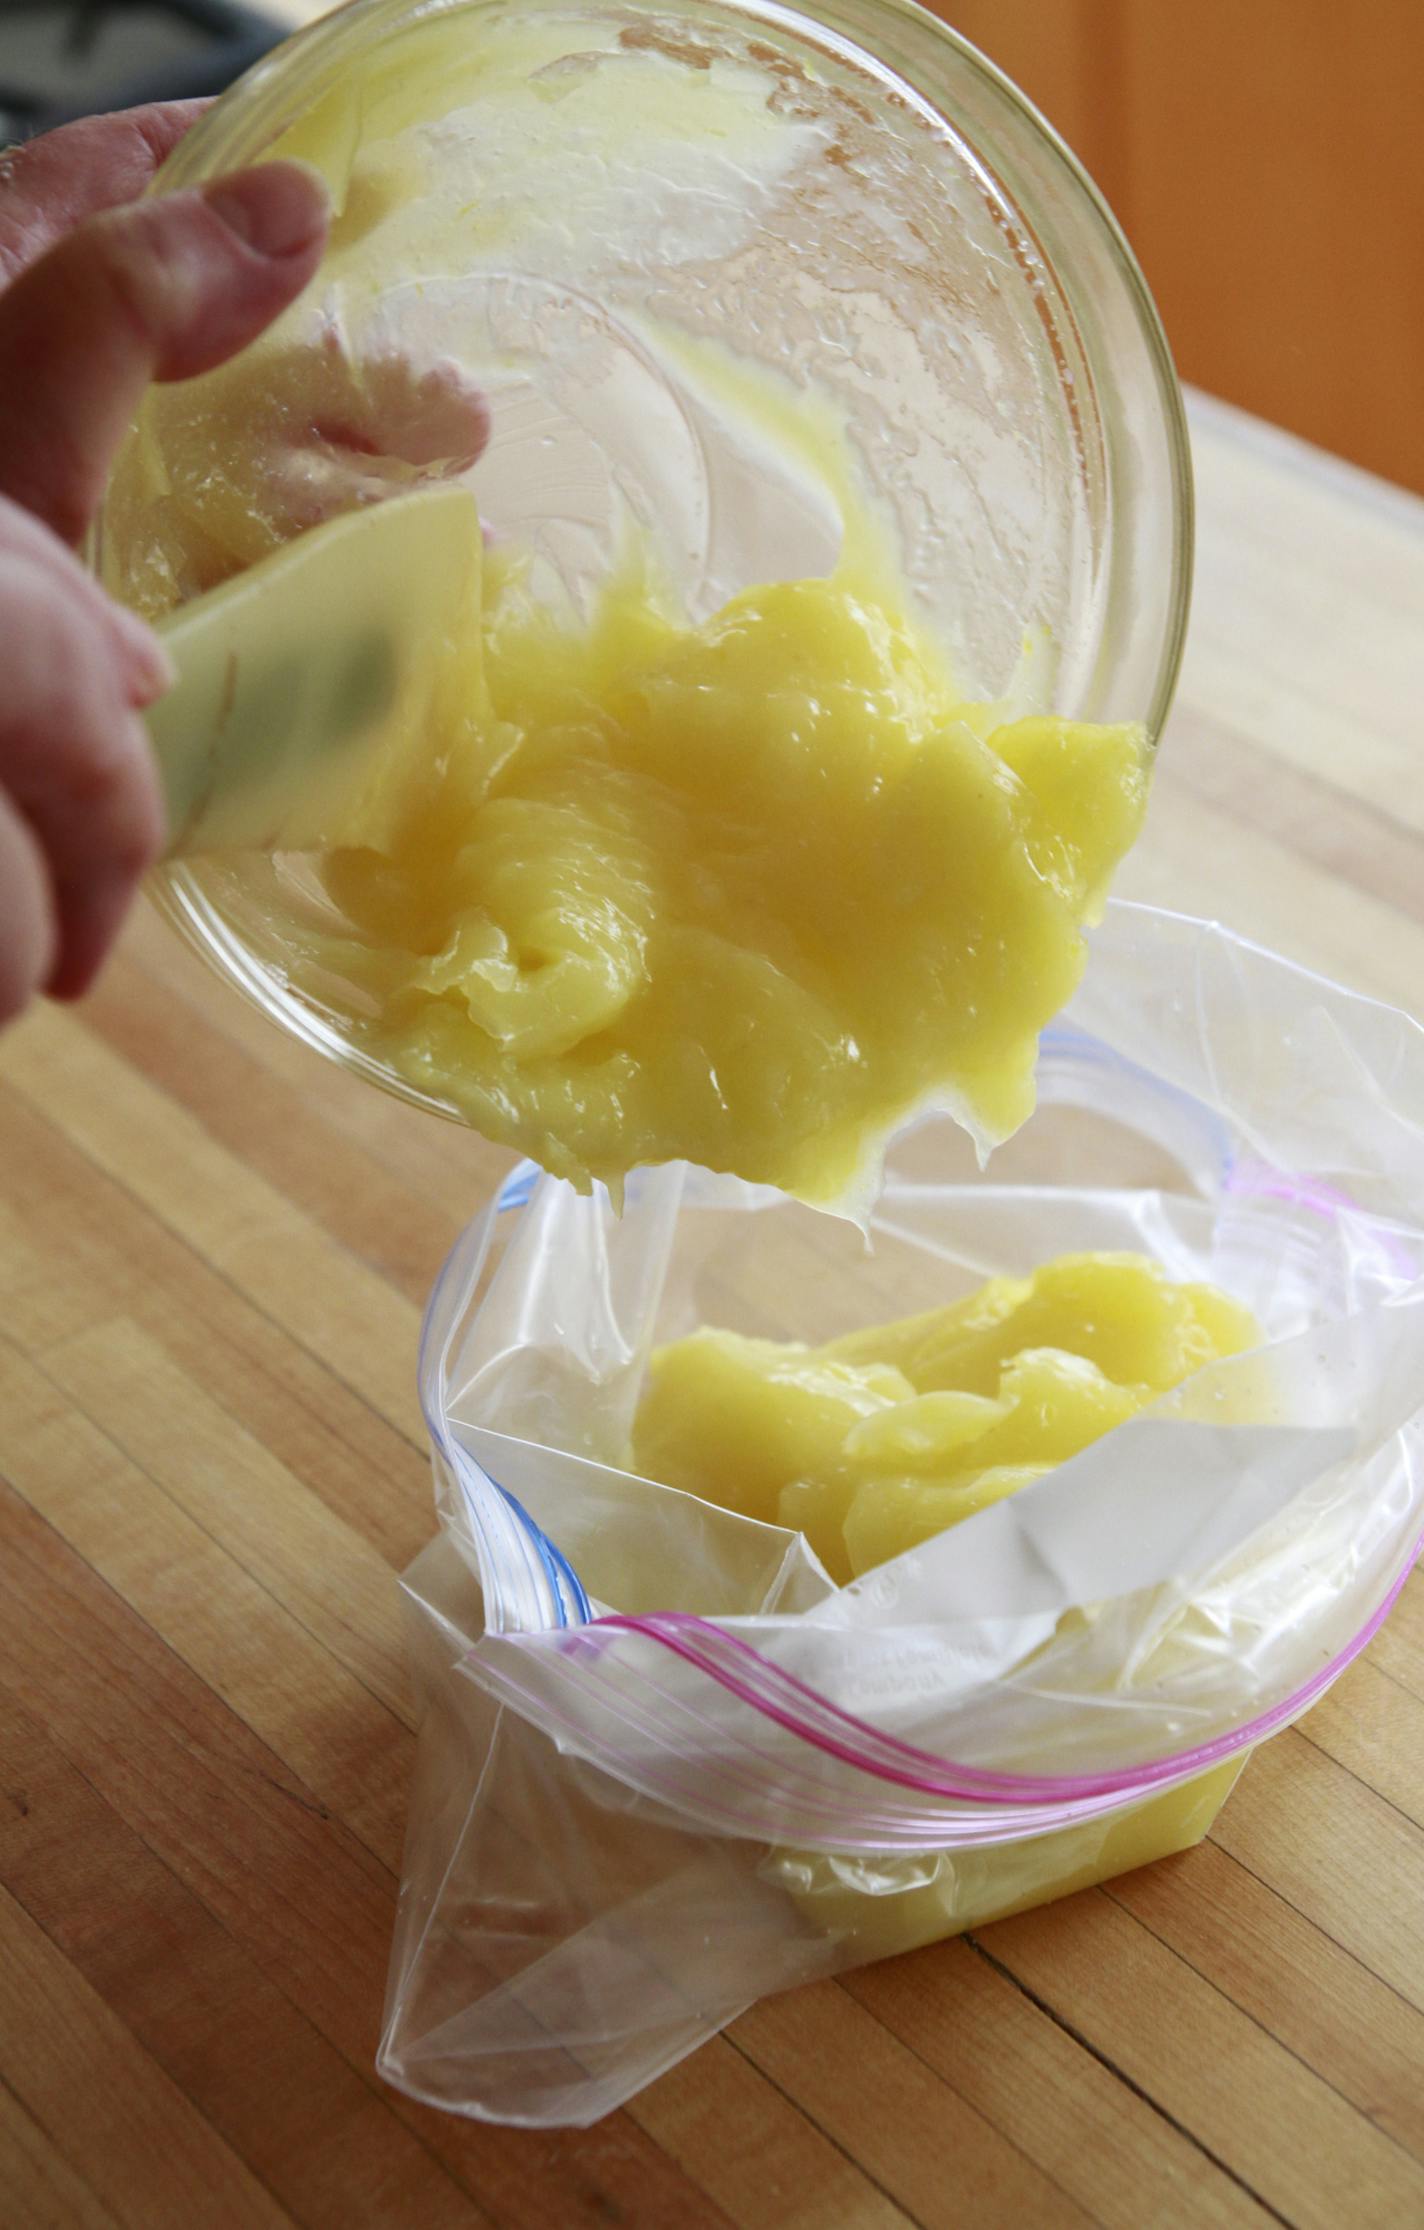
[
  {"x1": 632, "y1": 1251, "x2": 1260, "y2": 1583},
  {"x1": 763, "y1": 1754, "x2": 1248, "y2": 1956},
  {"x1": 638, "y1": 1251, "x2": 1261, "y2": 1946},
  {"x1": 308, "y1": 562, "x2": 1149, "y2": 1202},
  {"x1": 116, "y1": 359, "x2": 1149, "y2": 1204},
  {"x1": 106, "y1": 6, "x2": 1152, "y2": 1199}
]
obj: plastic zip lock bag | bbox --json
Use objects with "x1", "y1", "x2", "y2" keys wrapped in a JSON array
[{"x1": 380, "y1": 901, "x2": 1424, "y2": 2126}]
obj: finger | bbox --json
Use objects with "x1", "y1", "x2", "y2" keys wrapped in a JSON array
[
  {"x1": 0, "y1": 553, "x2": 165, "y2": 997},
  {"x1": 44, "y1": 728, "x2": 159, "y2": 997},
  {"x1": 0, "y1": 162, "x2": 329, "y2": 546},
  {"x1": 0, "y1": 495, "x2": 172, "y2": 707},
  {"x1": 258, "y1": 345, "x2": 492, "y2": 540},
  {"x1": 0, "y1": 100, "x2": 211, "y2": 284},
  {"x1": 0, "y1": 790, "x2": 56, "y2": 1030},
  {"x1": 311, "y1": 347, "x2": 492, "y2": 469}
]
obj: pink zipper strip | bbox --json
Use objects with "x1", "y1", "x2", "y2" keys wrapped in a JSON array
[{"x1": 588, "y1": 1527, "x2": 1422, "y2": 1808}]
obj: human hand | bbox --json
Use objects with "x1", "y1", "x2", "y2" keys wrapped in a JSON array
[{"x1": 0, "y1": 102, "x2": 329, "y2": 1026}]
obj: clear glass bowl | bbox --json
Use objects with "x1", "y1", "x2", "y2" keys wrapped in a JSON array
[{"x1": 96, "y1": 0, "x2": 1192, "y2": 1119}]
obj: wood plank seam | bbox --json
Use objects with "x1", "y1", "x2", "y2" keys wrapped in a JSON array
[
  {"x1": 720, "y1": 2033, "x2": 937, "y2": 2230},
  {"x1": 961, "y1": 1934, "x2": 1294, "y2": 2230},
  {"x1": 1101, "y1": 1870, "x2": 1424, "y2": 2174},
  {"x1": 0, "y1": 1366, "x2": 919, "y2": 2230},
  {"x1": 0, "y1": 1481, "x2": 895, "y2": 2230},
  {"x1": 0, "y1": 1882, "x2": 302, "y2": 2229},
  {"x1": 0, "y1": 1076, "x2": 433, "y2": 1563},
  {"x1": 1172, "y1": 725, "x2": 1424, "y2": 925},
  {"x1": 0, "y1": 1054, "x2": 433, "y2": 1465},
  {"x1": 0, "y1": 1475, "x2": 393, "y2": 1897},
  {"x1": 1108, "y1": 1839, "x2": 1424, "y2": 2166},
  {"x1": 0, "y1": 2072, "x2": 124, "y2": 2230},
  {"x1": 726, "y1": 1989, "x2": 1094, "y2": 2228},
  {"x1": 5, "y1": 1322, "x2": 420, "y2": 1737},
  {"x1": 783, "y1": 1982, "x2": 1108, "y2": 2229},
  {"x1": 123, "y1": 910, "x2": 505, "y2": 1222},
  {"x1": 1295, "y1": 1719, "x2": 1424, "y2": 1836},
  {"x1": 81, "y1": 950, "x2": 463, "y2": 1307},
  {"x1": 831, "y1": 1950, "x2": 1274, "y2": 2227},
  {"x1": 0, "y1": 1499, "x2": 615, "y2": 2230},
  {"x1": 1339, "y1": 1645, "x2": 1424, "y2": 1713},
  {"x1": 1222, "y1": 1731, "x2": 1424, "y2": 2017},
  {"x1": 839, "y1": 1948, "x2": 1277, "y2": 2229},
  {"x1": 0, "y1": 1858, "x2": 498, "y2": 2230},
  {"x1": 1368, "y1": 1630, "x2": 1424, "y2": 1710},
  {"x1": 1202, "y1": 1820, "x2": 1424, "y2": 2031},
  {"x1": 0, "y1": 1006, "x2": 428, "y2": 1432},
  {"x1": 0, "y1": 1705, "x2": 507, "y2": 2230}
]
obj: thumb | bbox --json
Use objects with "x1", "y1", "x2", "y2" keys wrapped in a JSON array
[{"x1": 0, "y1": 162, "x2": 328, "y2": 547}]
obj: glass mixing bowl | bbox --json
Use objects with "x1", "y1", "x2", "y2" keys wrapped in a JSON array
[{"x1": 95, "y1": 0, "x2": 1192, "y2": 1119}]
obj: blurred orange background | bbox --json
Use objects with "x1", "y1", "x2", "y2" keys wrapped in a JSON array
[{"x1": 940, "y1": 0, "x2": 1424, "y2": 494}]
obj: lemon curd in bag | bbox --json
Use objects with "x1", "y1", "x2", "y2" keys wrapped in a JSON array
[
  {"x1": 634, "y1": 1251, "x2": 1261, "y2": 1949},
  {"x1": 633, "y1": 1253, "x2": 1261, "y2": 1582}
]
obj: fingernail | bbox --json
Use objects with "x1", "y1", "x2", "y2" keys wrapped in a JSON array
[
  {"x1": 204, "y1": 161, "x2": 329, "y2": 259},
  {"x1": 114, "y1": 605, "x2": 176, "y2": 705}
]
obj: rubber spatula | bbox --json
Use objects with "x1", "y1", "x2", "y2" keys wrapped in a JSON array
[{"x1": 145, "y1": 482, "x2": 483, "y2": 858}]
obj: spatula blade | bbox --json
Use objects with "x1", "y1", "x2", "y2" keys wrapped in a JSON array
[{"x1": 147, "y1": 483, "x2": 483, "y2": 858}]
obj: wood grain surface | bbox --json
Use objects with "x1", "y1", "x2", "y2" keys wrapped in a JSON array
[{"x1": 2, "y1": 394, "x2": 1422, "y2": 2227}]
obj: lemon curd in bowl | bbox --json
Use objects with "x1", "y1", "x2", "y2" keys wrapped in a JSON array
[{"x1": 98, "y1": 0, "x2": 1191, "y2": 1202}]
